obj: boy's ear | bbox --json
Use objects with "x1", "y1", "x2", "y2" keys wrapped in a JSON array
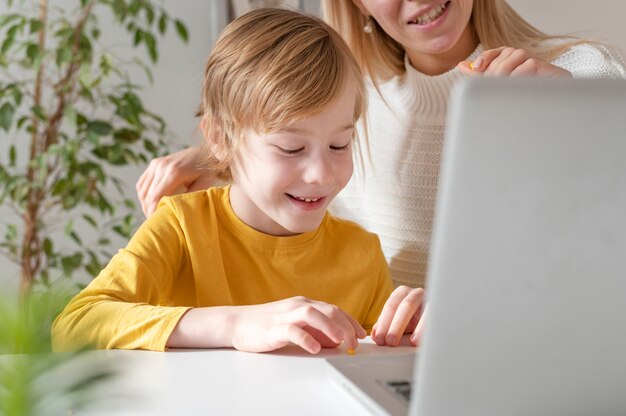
[{"x1": 201, "y1": 115, "x2": 228, "y2": 162}]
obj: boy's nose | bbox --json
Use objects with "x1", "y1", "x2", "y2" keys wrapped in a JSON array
[{"x1": 302, "y1": 153, "x2": 334, "y2": 185}]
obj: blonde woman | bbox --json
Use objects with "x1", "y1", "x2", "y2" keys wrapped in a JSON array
[{"x1": 136, "y1": 1, "x2": 625, "y2": 292}]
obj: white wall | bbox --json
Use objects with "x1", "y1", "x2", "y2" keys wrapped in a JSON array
[{"x1": 507, "y1": 0, "x2": 626, "y2": 55}]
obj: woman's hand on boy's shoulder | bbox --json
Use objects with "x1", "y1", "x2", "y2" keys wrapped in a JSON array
[
  {"x1": 136, "y1": 147, "x2": 216, "y2": 217},
  {"x1": 372, "y1": 286, "x2": 426, "y2": 348},
  {"x1": 458, "y1": 46, "x2": 572, "y2": 78},
  {"x1": 230, "y1": 296, "x2": 366, "y2": 355}
]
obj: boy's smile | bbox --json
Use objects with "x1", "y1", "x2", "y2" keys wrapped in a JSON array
[{"x1": 229, "y1": 81, "x2": 358, "y2": 236}]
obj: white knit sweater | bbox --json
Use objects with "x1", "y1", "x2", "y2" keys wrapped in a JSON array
[{"x1": 330, "y1": 44, "x2": 626, "y2": 287}]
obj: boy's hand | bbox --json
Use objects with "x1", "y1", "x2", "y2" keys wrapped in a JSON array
[
  {"x1": 458, "y1": 47, "x2": 572, "y2": 78},
  {"x1": 372, "y1": 286, "x2": 426, "y2": 347},
  {"x1": 230, "y1": 297, "x2": 366, "y2": 354}
]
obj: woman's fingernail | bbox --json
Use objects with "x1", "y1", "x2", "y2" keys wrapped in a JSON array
[
  {"x1": 470, "y1": 56, "x2": 484, "y2": 70},
  {"x1": 386, "y1": 335, "x2": 397, "y2": 345}
]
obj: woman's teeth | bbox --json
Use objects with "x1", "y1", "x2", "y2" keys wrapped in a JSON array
[{"x1": 412, "y1": 2, "x2": 448, "y2": 25}]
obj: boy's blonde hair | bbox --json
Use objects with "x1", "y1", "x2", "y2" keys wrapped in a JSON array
[
  {"x1": 199, "y1": 8, "x2": 367, "y2": 181},
  {"x1": 322, "y1": 0, "x2": 590, "y2": 83}
]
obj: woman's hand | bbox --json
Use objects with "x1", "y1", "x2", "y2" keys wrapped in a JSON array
[
  {"x1": 231, "y1": 297, "x2": 366, "y2": 354},
  {"x1": 136, "y1": 147, "x2": 216, "y2": 217},
  {"x1": 371, "y1": 286, "x2": 426, "y2": 347},
  {"x1": 458, "y1": 47, "x2": 572, "y2": 78}
]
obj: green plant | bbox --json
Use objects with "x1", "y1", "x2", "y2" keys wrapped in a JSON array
[
  {"x1": 0, "y1": 289, "x2": 120, "y2": 416},
  {"x1": 0, "y1": 0, "x2": 189, "y2": 294}
]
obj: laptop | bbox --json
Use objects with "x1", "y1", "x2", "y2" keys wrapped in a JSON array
[{"x1": 326, "y1": 78, "x2": 626, "y2": 416}]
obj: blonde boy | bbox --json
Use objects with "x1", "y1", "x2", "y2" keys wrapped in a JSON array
[{"x1": 53, "y1": 8, "x2": 424, "y2": 353}]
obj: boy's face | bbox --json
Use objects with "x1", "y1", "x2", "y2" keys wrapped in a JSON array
[{"x1": 229, "y1": 82, "x2": 357, "y2": 236}]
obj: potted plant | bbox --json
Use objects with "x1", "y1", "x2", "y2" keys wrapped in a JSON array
[
  {"x1": 0, "y1": 1, "x2": 189, "y2": 413},
  {"x1": 0, "y1": 0, "x2": 188, "y2": 295}
]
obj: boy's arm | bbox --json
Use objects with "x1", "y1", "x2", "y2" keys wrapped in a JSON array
[
  {"x1": 166, "y1": 297, "x2": 366, "y2": 354},
  {"x1": 51, "y1": 200, "x2": 190, "y2": 352}
]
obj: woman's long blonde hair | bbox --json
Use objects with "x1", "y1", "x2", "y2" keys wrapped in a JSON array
[
  {"x1": 322, "y1": 0, "x2": 588, "y2": 82},
  {"x1": 199, "y1": 7, "x2": 367, "y2": 180}
]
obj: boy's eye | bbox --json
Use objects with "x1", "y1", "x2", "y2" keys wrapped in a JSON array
[
  {"x1": 276, "y1": 146, "x2": 304, "y2": 155},
  {"x1": 330, "y1": 143, "x2": 351, "y2": 151}
]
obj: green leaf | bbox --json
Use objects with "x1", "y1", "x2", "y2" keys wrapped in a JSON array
[
  {"x1": 87, "y1": 121, "x2": 113, "y2": 136},
  {"x1": 174, "y1": 20, "x2": 188, "y2": 43},
  {"x1": 113, "y1": 128, "x2": 140, "y2": 143},
  {"x1": 64, "y1": 104, "x2": 77, "y2": 129},
  {"x1": 145, "y1": 5, "x2": 155, "y2": 25},
  {"x1": 26, "y1": 43, "x2": 41, "y2": 65},
  {"x1": 56, "y1": 46, "x2": 72, "y2": 67},
  {"x1": 69, "y1": 230, "x2": 83, "y2": 246},
  {"x1": 158, "y1": 13, "x2": 168, "y2": 35},
  {"x1": 0, "y1": 102, "x2": 14, "y2": 130},
  {"x1": 0, "y1": 14, "x2": 22, "y2": 30},
  {"x1": 11, "y1": 87, "x2": 22, "y2": 106},
  {"x1": 1, "y1": 33, "x2": 15, "y2": 55},
  {"x1": 9, "y1": 145, "x2": 16, "y2": 166},
  {"x1": 64, "y1": 220, "x2": 74, "y2": 236},
  {"x1": 143, "y1": 31, "x2": 157, "y2": 62},
  {"x1": 82, "y1": 214, "x2": 98, "y2": 228},
  {"x1": 61, "y1": 253, "x2": 83, "y2": 276},
  {"x1": 133, "y1": 29, "x2": 142, "y2": 46},
  {"x1": 32, "y1": 105, "x2": 47, "y2": 121},
  {"x1": 43, "y1": 238, "x2": 53, "y2": 257},
  {"x1": 29, "y1": 19, "x2": 44, "y2": 34}
]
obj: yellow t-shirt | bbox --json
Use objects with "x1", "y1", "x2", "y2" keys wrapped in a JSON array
[{"x1": 52, "y1": 186, "x2": 394, "y2": 352}]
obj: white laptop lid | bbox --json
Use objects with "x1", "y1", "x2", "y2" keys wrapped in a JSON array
[{"x1": 412, "y1": 78, "x2": 626, "y2": 416}]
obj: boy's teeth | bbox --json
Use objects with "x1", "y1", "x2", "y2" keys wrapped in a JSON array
[
  {"x1": 295, "y1": 196, "x2": 320, "y2": 202},
  {"x1": 413, "y1": 2, "x2": 447, "y2": 25}
]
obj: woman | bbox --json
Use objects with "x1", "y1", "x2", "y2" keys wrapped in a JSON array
[{"x1": 136, "y1": 0, "x2": 625, "y2": 289}]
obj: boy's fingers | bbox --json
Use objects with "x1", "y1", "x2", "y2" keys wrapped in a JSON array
[
  {"x1": 284, "y1": 324, "x2": 321, "y2": 354},
  {"x1": 385, "y1": 289, "x2": 424, "y2": 346},
  {"x1": 310, "y1": 301, "x2": 364, "y2": 347},
  {"x1": 303, "y1": 326, "x2": 340, "y2": 348},
  {"x1": 290, "y1": 306, "x2": 344, "y2": 345},
  {"x1": 411, "y1": 305, "x2": 428, "y2": 346},
  {"x1": 373, "y1": 286, "x2": 413, "y2": 345}
]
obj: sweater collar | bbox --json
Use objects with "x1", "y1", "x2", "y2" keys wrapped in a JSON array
[{"x1": 399, "y1": 44, "x2": 484, "y2": 116}]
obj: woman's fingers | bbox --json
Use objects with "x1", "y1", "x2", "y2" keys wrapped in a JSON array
[
  {"x1": 483, "y1": 48, "x2": 529, "y2": 76},
  {"x1": 459, "y1": 47, "x2": 572, "y2": 78}
]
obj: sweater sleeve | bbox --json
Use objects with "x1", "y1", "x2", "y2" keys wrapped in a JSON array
[
  {"x1": 552, "y1": 44, "x2": 626, "y2": 79},
  {"x1": 51, "y1": 199, "x2": 191, "y2": 352}
]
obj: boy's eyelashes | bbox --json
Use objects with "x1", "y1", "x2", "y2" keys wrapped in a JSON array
[
  {"x1": 276, "y1": 146, "x2": 304, "y2": 155},
  {"x1": 273, "y1": 143, "x2": 351, "y2": 155}
]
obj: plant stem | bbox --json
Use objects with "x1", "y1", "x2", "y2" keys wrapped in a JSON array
[{"x1": 21, "y1": 0, "x2": 48, "y2": 295}]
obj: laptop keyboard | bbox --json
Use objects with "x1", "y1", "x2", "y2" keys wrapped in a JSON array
[{"x1": 383, "y1": 379, "x2": 412, "y2": 402}]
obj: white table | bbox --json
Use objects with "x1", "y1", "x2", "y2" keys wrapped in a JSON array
[{"x1": 66, "y1": 337, "x2": 416, "y2": 415}]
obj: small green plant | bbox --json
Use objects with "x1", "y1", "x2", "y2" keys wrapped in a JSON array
[
  {"x1": 0, "y1": 0, "x2": 189, "y2": 294},
  {"x1": 0, "y1": 289, "x2": 119, "y2": 416}
]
